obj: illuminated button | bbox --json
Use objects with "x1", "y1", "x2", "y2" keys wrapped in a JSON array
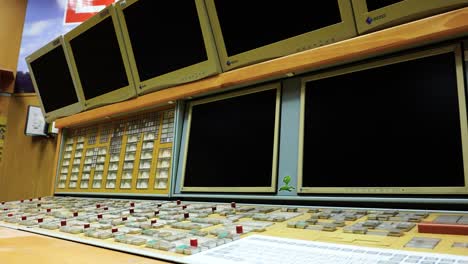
[
  {"x1": 190, "y1": 238, "x2": 198, "y2": 247},
  {"x1": 236, "y1": 225, "x2": 243, "y2": 234}
]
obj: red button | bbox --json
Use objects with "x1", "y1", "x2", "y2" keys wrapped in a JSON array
[
  {"x1": 37, "y1": 218, "x2": 43, "y2": 223},
  {"x1": 1, "y1": 201, "x2": 4, "y2": 205},
  {"x1": 73, "y1": 212, "x2": 78, "y2": 217},
  {"x1": 29, "y1": 198, "x2": 33, "y2": 202},
  {"x1": 184, "y1": 212, "x2": 189, "y2": 219},
  {"x1": 61, "y1": 220, "x2": 67, "y2": 226},
  {"x1": 236, "y1": 225, "x2": 243, "y2": 234},
  {"x1": 104, "y1": 207, "x2": 108, "y2": 211},
  {"x1": 96, "y1": 204, "x2": 101, "y2": 208},
  {"x1": 182, "y1": 205, "x2": 187, "y2": 210},
  {"x1": 130, "y1": 202, "x2": 135, "y2": 207},
  {"x1": 151, "y1": 219, "x2": 157, "y2": 224},
  {"x1": 7, "y1": 213, "x2": 13, "y2": 217},
  {"x1": 112, "y1": 228, "x2": 118, "y2": 233},
  {"x1": 190, "y1": 238, "x2": 198, "y2": 247},
  {"x1": 176, "y1": 200, "x2": 181, "y2": 205},
  {"x1": 3, "y1": 208, "x2": 7, "y2": 211},
  {"x1": 231, "y1": 202, "x2": 236, "y2": 208},
  {"x1": 21, "y1": 216, "x2": 27, "y2": 221},
  {"x1": 84, "y1": 224, "x2": 90, "y2": 229},
  {"x1": 46, "y1": 208, "x2": 51, "y2": 213},
  {"x1": 20, "y1": 200, "x2": 24, "y2": 203},
  {"x1": 122, "y1": 217, "x2": 127, "y2": 221},
  {"x1": 97, "y1": 214, "x2": 103, "y2": 219},
  {"x1": 129, "y1": 208, "x2": 134, "y2": 214}
]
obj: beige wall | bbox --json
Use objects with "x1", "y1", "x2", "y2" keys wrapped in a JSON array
[
  {"x1": 0, "y1": 0, "x2": 27, "y2": 93},
  {"x1": 0, "y1": 1, "x2": 58, "y2": 201},
  {"x1": 0, "y1": 94, "x2": 57, "y2": 201}
]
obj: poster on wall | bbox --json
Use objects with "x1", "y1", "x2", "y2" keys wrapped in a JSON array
[{"x1": 15, "y1": 0, "x2": 116, "y2": 93}]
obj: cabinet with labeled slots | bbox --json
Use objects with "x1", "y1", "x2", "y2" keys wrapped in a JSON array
[{"x1": 55, "y1": 107, "x2": 175, "y2": 195}]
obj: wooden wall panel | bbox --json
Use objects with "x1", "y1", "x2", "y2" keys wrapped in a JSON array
[
  {"x1": 0, "y1": 94, "x2": 57, "y2": 201},
  {"x1": 0, "y1": 0, "x2": 27, "y2": 93}
]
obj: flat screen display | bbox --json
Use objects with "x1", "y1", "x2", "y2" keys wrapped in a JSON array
[
  {"x1": 366, "y1": 0, "x2": 404, "y2": 12},
  {"x1": 213, "y1": 1, "x2": 342, "y2": 56},
  {"x1": 302, "y1": 52, "x2": 465, "y2": 188},
  {"x1": 184, "y1": 88, "x2": 278, "y2": 189},
  {"x1": 30, "y1": 46, "x2": 79, "y2": 113},
  {"x1": 70, "y1": 17, "x2": 129, "y2": 100},
  {"x1": 123, "y1": 0, "x2": 208, "y2": 82}
]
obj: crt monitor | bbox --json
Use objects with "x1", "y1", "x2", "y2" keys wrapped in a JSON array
[
  {"x1": 63, "y1": 4, "x2": 136, "y2": 110},
  {"x1": 204, "y1": 0, "x2": 357, "y2": 71},
  {"x1": 181, "y1": 83, "x2": 281, "y2": 193},
  {"x1": 26, "y1": 36, "x2": 84, "y2": 123},
  {"x1": 352, "y1": 0, "x2": 468, "y2": 34},
  {"x1": 115, "y1": 0, "x2": 222, "y2": 95},
  {"x1": 298, "y1": 43, "x2": 468, "y2": 195}
]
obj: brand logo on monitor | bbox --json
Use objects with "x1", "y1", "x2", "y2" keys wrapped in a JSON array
[
  {"x1": 366, "y1": 14, "x2": 387, "y2": 25},
  {"x1": 64, "y1": 0, "x2": 116, "y2": 24},
  {"x1": 226, "y1": 60, "x2": 238, "y2": 66}
]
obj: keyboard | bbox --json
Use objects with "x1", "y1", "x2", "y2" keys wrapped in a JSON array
[{"x1": 184, "y1": 235, "x2": 468, "y2": 264}]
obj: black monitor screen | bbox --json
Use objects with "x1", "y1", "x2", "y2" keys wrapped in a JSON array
[
  {"x1": 70, "y1": 17, "x2": 129, "y2": 100},
  {"x1": 184, "y1": 88, "x2": 278, "y2": 189},
  {"x1": 366, "y1": 0, "x2": 404, "y2": 12},
  {"x1": 213, "y1": 1, "x2": 342, "y2": 56},
  {"x1": 30, "y1": 46, "x2": 79, "y2": 113},
  {"x1": 303, "y1": 52, "x2": 465, "y2": 188},
  {"x1": 123, "y1": 0, "x2": 208, "y2": 82}
]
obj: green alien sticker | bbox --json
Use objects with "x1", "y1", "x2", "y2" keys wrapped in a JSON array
[{"x1": 279, "y1": 175, "x2": 295, "y2": 192}]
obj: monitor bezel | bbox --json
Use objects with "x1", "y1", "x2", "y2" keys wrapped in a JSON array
[
  {"x1": 115, "y1": 0, "x2": 222, "y2": 95},
  {"x1": 298, "y1": 44, "x2": 468, "y2": 194},
  {"x1": 63, "y1": 4, "x2": 137, "y2": 110},
  {"x1": 180, "y1": 83, "x2": 281, "y2": 193},
  {"x1": 204, "y1": 0, "x2": 357, "y2": 71},
  {"x1": 352, "y1": 0, "x2": 468, "y2": 34},
  {"x1": 26, "y1": 36, "x2": 85, "y2": 123}
]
